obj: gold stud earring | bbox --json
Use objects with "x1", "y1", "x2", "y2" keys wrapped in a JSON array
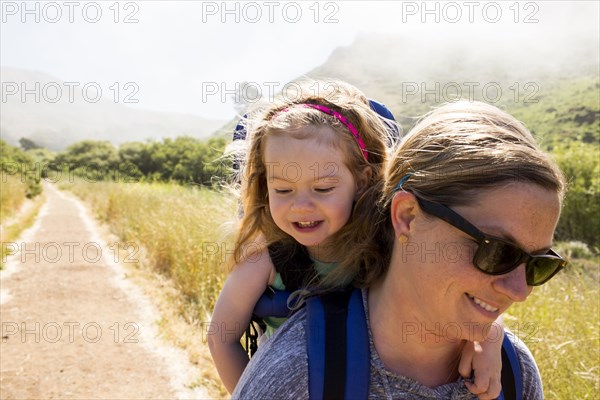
[{"x1": 398, "y1": 235, "x2": 408, "y2": 243}]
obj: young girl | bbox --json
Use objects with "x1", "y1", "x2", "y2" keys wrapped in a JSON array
[{"x1": 208, "y1": 80, "x2": 503, "y2": 398}]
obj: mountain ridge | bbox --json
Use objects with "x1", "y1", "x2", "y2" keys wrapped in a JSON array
[{"x1": 302, "y1": 33, "x2": 599, "y2": 141}]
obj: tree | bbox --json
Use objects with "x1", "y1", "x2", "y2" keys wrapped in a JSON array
[
  {"x1": 54, "y1": 140, "x2": 120, "y2": 181},
  {"x1": 1, "y1": 139, "x2": 42, "y2": 197},
  {"x1": 19, "y1": 137, "x2": 41, "y2": 151}
]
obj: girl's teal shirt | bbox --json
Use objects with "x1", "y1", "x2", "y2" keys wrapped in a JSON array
[{"x1": 262, "y1": 259, "x2": 337, "y2": 337}]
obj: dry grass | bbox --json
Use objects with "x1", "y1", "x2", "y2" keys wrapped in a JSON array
[
  {"x1": 505, "y1": 257, "x2": 600, "y2": 398},
  {"x1": 1, "y1": 178, "x2": 45, "y2": 269},
  {"x1": 1, "y1": 175, "x2": 27, "y2": 224}
]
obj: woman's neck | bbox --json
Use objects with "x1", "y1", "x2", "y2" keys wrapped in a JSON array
[{"x1": 368, "y1": 280, "x2": 465, "y2": 387}]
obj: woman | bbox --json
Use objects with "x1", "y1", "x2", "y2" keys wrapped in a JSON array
[{"x1": 232, "y1": 101, "x2": 567, "y2": 399}]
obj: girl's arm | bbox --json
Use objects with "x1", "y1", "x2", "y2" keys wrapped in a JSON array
[
  {"x1": 459, "y1": 316, "x2": 504, "y2": 400},
  {"x1": 208, "y1": 247, "x2": 276, "y2": 394}
]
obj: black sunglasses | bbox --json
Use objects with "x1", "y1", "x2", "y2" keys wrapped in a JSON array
[{"x1": 416, "y1": 197, "x2": 567, "y2": 286}]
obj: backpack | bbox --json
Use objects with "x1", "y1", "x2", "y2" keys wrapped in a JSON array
[{"x1": 253, "y1": 288, "x2": 524, "y2": 400}]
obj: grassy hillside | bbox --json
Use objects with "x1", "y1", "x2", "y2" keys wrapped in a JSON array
[{"x1": 307, "y1": 34, "x2": 599, "y2": 144}]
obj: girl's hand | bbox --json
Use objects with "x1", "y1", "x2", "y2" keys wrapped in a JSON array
[{"x1": 459, "y1": 339, "x2": 502, "y2": 400}]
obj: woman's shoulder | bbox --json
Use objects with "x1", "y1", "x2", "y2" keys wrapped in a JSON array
[
  {"x1": 505, "y1": 330, "x2": 544, "y2": 399},
  {"x1": 232, "y1": 309, "x2": 310, "y2": 399}
]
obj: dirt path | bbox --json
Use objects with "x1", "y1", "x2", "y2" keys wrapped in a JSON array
[{"x1": 0, "y1": 183, "x2": 210, "y2": 399}]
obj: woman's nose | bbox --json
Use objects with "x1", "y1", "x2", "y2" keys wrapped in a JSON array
[{"x1": 492, "y1": 263, "x2": 533, "y2": 303}]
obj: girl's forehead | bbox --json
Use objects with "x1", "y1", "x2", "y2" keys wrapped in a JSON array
[
  {"x1": 263, "y1": 126, "x2": 358, "y2": 162},
  {"x1": 264, "y1": 135, "x2": 343, "y2": 160},
  {"x1": 266, "y1": 124, "x2": 338, "y2": 141},
  {"x1": 263, "y1": 127, "x2": 344, "y2": 156},
  {"x1": 263, "y1": 135, "x2": 353, "y2": 180}
]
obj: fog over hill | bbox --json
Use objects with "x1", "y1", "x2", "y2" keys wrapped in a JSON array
[
  {"x1": 0, "y1": 68, "x2": 227, "y2": 151},
  {"x1": 305, "y1": 30, "x2": 599, "y2": 125}
]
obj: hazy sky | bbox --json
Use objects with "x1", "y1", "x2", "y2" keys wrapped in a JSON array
[{"x1": 1, "y1": 1, "x2": 598, "y2": 120}]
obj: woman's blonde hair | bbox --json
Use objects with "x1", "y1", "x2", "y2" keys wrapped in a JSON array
[
  {"x1": 361, "y1": 101, "x2": 567, "y2": 286},
  {"x1": 230, "y1": 79, "x2": 393, "y2": 289}
]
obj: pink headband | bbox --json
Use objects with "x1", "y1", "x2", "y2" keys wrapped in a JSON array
[{"x1": 276, "y1": 103, "x2": 368, "y2": 160}]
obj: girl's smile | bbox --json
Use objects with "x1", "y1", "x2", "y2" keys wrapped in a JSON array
[{"x1": 293, "y1": 220, "x2": 323, "y2": 230}]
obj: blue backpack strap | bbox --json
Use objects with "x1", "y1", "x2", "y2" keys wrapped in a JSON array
[
  {"x1": 252, "y1": 288, "x2": 294, "y2": 318},
  {"x1": 344, "y1": 289, "x2": 370, "y2": 398},
  {"x1": 246, "y1": 288, "x2": 293, "y2": 357},
  {"x1": 233, "y1": 114, "x2": 248, "y2": 141},
  {"x1": 498, "y1": 332, "x2": 523, "y2": 400},
  {"x1": 307, "y1": 292, "x2": 347, "y2": 400},
  {"x1": 306, "y1": 289, "x2": 369, "y2": 400},
  {"x1": 367, "y1": 98, "x2": 401, "y2": 146},
  {"x1": 232, "y1": 114, "x2": 248, "y2": 177},
  {"x1": 306, "y1": 291, "x2": 338, "y2": 400}
]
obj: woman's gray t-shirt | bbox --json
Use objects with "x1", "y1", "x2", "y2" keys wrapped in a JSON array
[{"x1": 232, "y1": 290, "x2": 543, "y2": 399}]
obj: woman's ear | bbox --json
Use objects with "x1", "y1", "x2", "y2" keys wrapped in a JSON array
[
  {"x1": 391, "y1": 191, "x2": 417, "y2": 238},
  {"x1": 354, "y1": 166, "x2": 373, "y2": 199}
]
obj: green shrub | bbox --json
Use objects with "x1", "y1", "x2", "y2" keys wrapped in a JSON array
[
  {"x1": 552, "y1": 142, "x2": 600, "y2": 250},
  {"x1": 0, "y1": 140, "x2": 42, "y2": 199}
]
